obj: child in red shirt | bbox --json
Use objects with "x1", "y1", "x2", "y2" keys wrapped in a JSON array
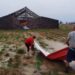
[{"x1": 25, "y1": 36, "x2": 36, "y2": 55}]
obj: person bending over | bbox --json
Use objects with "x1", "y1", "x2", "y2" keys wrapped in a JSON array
[{"x1": 24, "y1": 36, "x2": 36, "y2": 55}]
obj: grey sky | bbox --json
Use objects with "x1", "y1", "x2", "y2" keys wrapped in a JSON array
[{"x1": 0, "y1": 0, "x2": 75, "y2": 22}]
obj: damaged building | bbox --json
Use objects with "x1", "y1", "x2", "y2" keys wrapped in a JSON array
[{"x1": 0, "y1": 7, "x2": 59, "y2": 29}]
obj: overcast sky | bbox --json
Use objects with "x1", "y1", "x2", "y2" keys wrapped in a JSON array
[{"x1": 0, "y1": 0, "x2": 75, "y2": 23}]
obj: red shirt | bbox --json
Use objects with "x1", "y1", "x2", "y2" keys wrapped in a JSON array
[{"x1": 25, "y1": 37, "x2": 34, "y2": 45}]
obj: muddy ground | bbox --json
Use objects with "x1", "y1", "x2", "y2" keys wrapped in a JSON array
[{"x1": 0, "y1": 29, "x2": 75, "y2": 75}]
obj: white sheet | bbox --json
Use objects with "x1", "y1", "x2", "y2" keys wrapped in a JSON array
[
  {"x1": 34, "y1": 41, "x2": 50, "y2": 56},
  {"x1": 34, "y1": 40, "x2": 68, "y2": 56}
]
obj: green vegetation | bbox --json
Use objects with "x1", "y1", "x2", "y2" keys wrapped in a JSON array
[
  {"x1": 16, "y1": 48, "x2": 25, "y2": 54},
  {"x1": 0, "y1": 25, "x2": 74, "y2": 75},
  {"x1": 35, "y1": 53, "x2": 43, "y2": 70}
]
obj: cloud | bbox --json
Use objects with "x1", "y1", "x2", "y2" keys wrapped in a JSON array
[{"x1": 0, "y1": 0, "x2": 75, "y2": 22}]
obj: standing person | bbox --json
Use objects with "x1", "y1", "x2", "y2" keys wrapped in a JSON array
[
  {"x1": 64, "y1": 26, "x2": 75, "y2": 73},
  {"x1": 24, "y1": 36, "x2": 36, "y2": 56}
]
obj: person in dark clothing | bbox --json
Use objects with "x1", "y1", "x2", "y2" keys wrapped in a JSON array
[{"x1": 64, "y1": 26, "x2": 75, "y2": 73}]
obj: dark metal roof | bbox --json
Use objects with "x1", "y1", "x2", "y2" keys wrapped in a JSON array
[{"x1": 0, "y1": 7, "x2": 39, "y2": 18}]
